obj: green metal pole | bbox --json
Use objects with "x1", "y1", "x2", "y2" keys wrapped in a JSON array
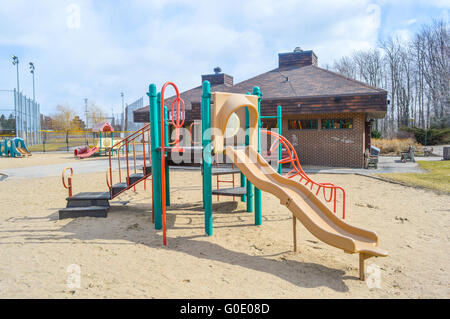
[
  {"x1": 245, "y1": 96, "x2": 253, "y2": 213},
  {"x1": 240, "y1": 173, "x2": 247, "y2": 202},
  {"x1": 147, "y1": 84, "x2": 162, "y2": 230},
  {"x1": 240, "y1": 102, "x2": 247, "y2": 203},
  {"x1": 163, "y1": 104, "x2": 170, "y2": 207},
  {"x1": 253, "y1": 86, "x2": 262, "y2": 225},
  {"x1": 277, "y1": 105, "x2": 282, "y2": 175},
  {"x1": 202, "y1": 81, "x2": 213, "y2": 236}
]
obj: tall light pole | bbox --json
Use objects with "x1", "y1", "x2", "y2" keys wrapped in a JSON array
[
  {"x1": 12, "y1": 55, "x2": 20, "y2": 138},
  {"x1": 12, "y1": 56, "x2": 19, "y2": 93},
  {"x1": 84, "y1": 98, "x2": 88, "y2": 129},
  {"x1": 29, "y1": 62, "x2": 35, "y2": 101},
  {"x1": 121, "y1": 92, "x2": 125, "y2": 136}
]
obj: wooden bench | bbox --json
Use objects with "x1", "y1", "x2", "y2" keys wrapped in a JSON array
[{"x1": 400, "y1": 146, "x2": 416, "y2": 163}]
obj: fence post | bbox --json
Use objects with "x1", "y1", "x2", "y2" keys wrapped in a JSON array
[
  {"x1": 43, "y1": 131, "x2": 46, "y2": 153},
  {"x1": 66, "y1": 130, "x2": 69, "y2": 152}
]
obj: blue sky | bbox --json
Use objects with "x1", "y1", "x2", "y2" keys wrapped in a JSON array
[{"x1": 0, "y1": 0, "x2": 448, "y2": 117}]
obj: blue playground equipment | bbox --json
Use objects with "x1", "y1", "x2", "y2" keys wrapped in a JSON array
[{"x1": 0, "y1": 137, "x2": 31, "y2": 157}]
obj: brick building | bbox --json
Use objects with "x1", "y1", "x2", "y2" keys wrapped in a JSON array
[{"x1": 134, "y1": 48, "x2": 387, "y2": 168}]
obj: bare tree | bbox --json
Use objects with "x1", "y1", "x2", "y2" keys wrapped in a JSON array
[{"x1": 332, "y1": 18, "x2": 449, "y2": 136}]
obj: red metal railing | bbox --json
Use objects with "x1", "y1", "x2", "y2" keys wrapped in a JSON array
[
  {"x1": 262, "y1": 130, "x2": 346, "y2": 219},
  {"x1": 215, "y1": 155, "x2": 237, "y2": 201},
  {"x1": 189, "y1": 122, "x2": 201, "y2": 145},
  {"x1": 62, "y1": 167, "x2": 74, "y2": 198},
  {"x1": 107, "y1": 123, "x2": 152, "y2": 199}
]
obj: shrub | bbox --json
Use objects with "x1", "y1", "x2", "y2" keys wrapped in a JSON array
[
  {"x1": 400, "y1": 126, "x2": 450, "y2": 145},
  {"x1": 372, "y1": 138, "x2": 422, "y2": 155},
  {"x1": 371, "y1": 130, "x2": 382, "y2": 139}
]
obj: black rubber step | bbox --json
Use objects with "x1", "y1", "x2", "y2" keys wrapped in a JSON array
[
  {"x1": 142, "y1": 165, "x2": 152, "y2": 175},
  {"x1": 59, "y1": 206, "x2": 108, "y2": 219},
  {"x1": 212, "y1": 187, "x2": 247, "y2": 197},
  {"x1": 212, "y1": 167, "x2": 241, "y2": 176},
  {"x1": 66, "y1": 192, "x2": 110, "y2": 208},
  {"x1": 111, "y1": 182, "x2": 128, "y2": 197},
  {"x1": 127, "y1": 173, "x2": 145, "y2": 185}
]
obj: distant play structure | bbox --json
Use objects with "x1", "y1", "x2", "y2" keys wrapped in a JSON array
[
  {"x1": 59, "y1": 80, "x2": 387, "y2": 280},
  {"x1": 74, "y1": 122, "x2": 122, "y2": 159},
  {"x1": 0, "y1": 137, "x2": 32, "y2": 157}
]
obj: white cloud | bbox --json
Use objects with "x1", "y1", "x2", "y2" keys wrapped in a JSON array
[{"x1": 0, "y1": 0, "x2": 389, "y2": 116}]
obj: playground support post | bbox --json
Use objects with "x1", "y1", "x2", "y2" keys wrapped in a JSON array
[
  {"x1": 163, "y1": 105, "x2": 170, "y2": 206},
  {"x1": 253, "y1": 86, "x2": 262, "y2": 225},
  {"x1": 202, "y1": 81, "x2": 213, "y2": 236},
  {"x1": 148, "y1": 84, "x2": 162, "y2": 230},
  {"x1": 277, "y1": 105, "x2": 282, "y2": 175},
  {"x1": 244, "y1": 104, "x2": 253, "y2": 213},
  {"x1": 260, "y1": 105, "x2": 283, "y2": 174}
]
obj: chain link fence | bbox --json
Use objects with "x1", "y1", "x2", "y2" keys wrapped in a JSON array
[{"x1": 32, "y1": 130, "x2": 136, "y2": 153}]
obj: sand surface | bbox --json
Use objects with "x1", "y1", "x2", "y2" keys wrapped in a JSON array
[
  {"x1": 0, "y1": 161, "x2": 448, "y2": 298},
  {"x1": 0, "y1": 153, "x2": 103, "y2": 170}
]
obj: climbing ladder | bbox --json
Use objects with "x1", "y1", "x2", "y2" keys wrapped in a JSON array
[
  {"x1": 211, "y1": 156, "x2": 244, "y2": 200},
  {"x1": 59, "y1": 124, "x2": 153, "y2": 219}
]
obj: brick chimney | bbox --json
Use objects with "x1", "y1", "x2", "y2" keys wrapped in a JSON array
[
  {"x1": 201, "y1": 67, "x2": 233, "y2": 86},
  {"x1": 278, "y1": 47, "x2": 318, "y2": 68}
]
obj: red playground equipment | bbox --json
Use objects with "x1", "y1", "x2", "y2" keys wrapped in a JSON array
[
  {"x1": 160, "y1": 82, "x2": 185, "y2": 245},
  {"x1": 168, "y1": 87, "x2": 186, "y2": 153},
  {"x1": 262, "y1": 129, "x2": 346, "y2": 218}
]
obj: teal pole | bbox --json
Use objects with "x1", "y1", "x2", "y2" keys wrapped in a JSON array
[
  {"x1": 99, "y1": 132, "x2": 102, "y2": 156},
  {"x1": 240, "y1": 104, "x2": 247, "y2": 203},
  {"x1": 148, "y1": 84, "x2": 162, "y2": 230},
  {"x1": 201, "y1": 81, "x2": 213, "y2": 236},
  {"x1": 253, "y1": 86, "x2": 262, "y2": 225},
  {"x1": 163, "y1": 104, "x2": 171, "y2": 206},
  {"x1": 240, "y1": 173, "x2": 247, "y2": 202},
  {"x1": 277, "y1": 105, "x2": 282, "y2": 175},
  {"x1": 245, "y1": 98, "x2": 253, "y2": 213}
]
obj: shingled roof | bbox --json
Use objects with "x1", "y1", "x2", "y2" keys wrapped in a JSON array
[{"x1": 134, "y1": 49, "x2": 387, "y2": 122}]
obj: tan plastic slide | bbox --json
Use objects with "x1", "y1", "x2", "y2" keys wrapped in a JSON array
[
  {"x1": 17, "y1": 147, "x2": 31, "y2": 156},
  {"x1": 226, "y1": 145, "x2": 388, "y2": 279}
]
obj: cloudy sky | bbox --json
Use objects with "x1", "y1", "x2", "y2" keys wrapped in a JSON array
[{"x1": 0, "y1": 0, "x2": 448, "y2": 117}]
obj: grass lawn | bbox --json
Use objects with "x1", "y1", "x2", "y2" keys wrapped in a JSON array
[{"x1": 378, "y1": 160, "x2": 450, "y2": 193}]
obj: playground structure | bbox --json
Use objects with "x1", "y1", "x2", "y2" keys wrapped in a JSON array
[
  {"x1": 74, "y1": 122, "x2": 122, "y2": 159},
  {"x1": 0, "y1": 137, "x2": 32, "y2": 157},
  {"x1": 59, "y1": 80, "x2": 387, "y2": 280},
  {"x1": 150, "y1": 81, "x2": 387, "y2": 280}
]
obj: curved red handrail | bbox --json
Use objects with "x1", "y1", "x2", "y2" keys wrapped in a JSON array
[
  {"x1": 165, "y1": 94, "x2": 186, "y2": 151},
  {"x1": 62, "y1": 167, "x2": 74, "y2": 198},
  {"x1": 107, "y1": 123, "x2": 151, "y2": 198},
  {"x1": 189, "y1": 122, "x2": 201, "y2": 145},
  {"x1": 160, "y1": 82, "x2": 184, "y2": 246},
  {"x1": 261, "y1": 130, "x2": 346, "y2": 218}
]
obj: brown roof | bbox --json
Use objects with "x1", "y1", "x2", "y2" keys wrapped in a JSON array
[
  {"x1": 134, "y1": 64, "x2": 386, "y2": 120},
  {"x1": 221, "y1": 65, "x2": 384, "y2": 98}
]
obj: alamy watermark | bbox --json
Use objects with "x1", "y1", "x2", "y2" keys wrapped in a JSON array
[
  {"x1": 66, "y1": 264, "x2": 81, "y2": 289},
  {"x1": 366, "y1": 263, "x2": 382, "y2": 289},
  {"x1": 66, "y1": 3, "x2": 81, "y2": 29}
]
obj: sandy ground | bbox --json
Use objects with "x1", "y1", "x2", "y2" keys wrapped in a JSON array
[
  {"x1": 0, "y1": 153, "x2": 103, "y2": 170},
  {"x1": 0, "y1": 160, "x2": 449, "y2": 298}
]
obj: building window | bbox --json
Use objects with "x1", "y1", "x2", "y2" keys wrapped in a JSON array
[
  {"x1": 321, "y1": 118, "x2": 353, "y2": 129},
  {"x1": 261, "y1": 119, "x2": 277, "y2": 130},
  {"x1": 288, "y1": 119, "x2": 318, "y2": 130}
]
